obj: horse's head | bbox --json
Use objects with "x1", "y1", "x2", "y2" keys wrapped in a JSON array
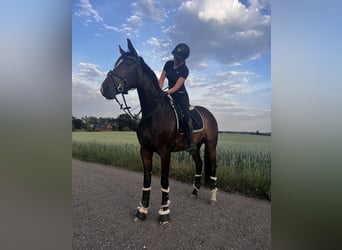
[{"x1": 100, "y1": 39, "x2": 140, "y2": 99}]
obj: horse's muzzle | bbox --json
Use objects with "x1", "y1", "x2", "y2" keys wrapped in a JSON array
[{"x1": 100, "y1": 82, "x2": 118, "y2": 100}]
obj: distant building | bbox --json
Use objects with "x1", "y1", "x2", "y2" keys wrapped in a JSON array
[{"x1": 95, "y1": 124, "x2": 113, "y2": 131}]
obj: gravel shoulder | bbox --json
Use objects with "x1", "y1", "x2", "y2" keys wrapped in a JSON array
[{"x1": 72, "y1": 159, "x2": 271, "y2": 249}]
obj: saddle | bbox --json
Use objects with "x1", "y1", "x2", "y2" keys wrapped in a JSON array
[{"x1": 167, "y1": 95, "x2": 204, "y2": 133}]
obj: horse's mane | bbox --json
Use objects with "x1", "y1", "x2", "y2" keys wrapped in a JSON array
[{"x1": 139, "y1": 57, "x2": 163, "y2": 94}]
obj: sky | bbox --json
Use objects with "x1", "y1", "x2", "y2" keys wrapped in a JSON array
[{"x1": 72, "y1": 0, "x2": 271, "y2": 132}]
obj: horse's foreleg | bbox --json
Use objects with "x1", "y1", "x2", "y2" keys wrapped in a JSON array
[
  {"x1": 159, "y1": 152, "x2": 171, "y2": 224},
  {"x1": 191, "y1": 149, "x2": 203, "y2": 198},
  {"x1": 135, "y1": 147, "x2": 153, "y2": 221}
]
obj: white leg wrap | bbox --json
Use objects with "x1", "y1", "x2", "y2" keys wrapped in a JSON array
[
  {"x1": 142, "y1": 187, "x2": 151, "y2": 191},
  {"x1": 160, "y1": 200, "x2": 171, "y2": 208},
  {"x1": 137, "y1": 202, "x2": 148, "y2": 214},
  {"x1": 161, "y1": 187, "x2": 170, "y2": 193},
  {"x1": 210, "y1": 176, "x2": 217, "y2": 181},
  {"x1": 210, "y1": 188, "x2": 218, "y2": 202},
  {"x1": 193, "y1": 184, "x2": 200, "y2": 191},
  {"x1": 195, "y1": 174, "x2": 202, "y2": 177},
  {"x1": 159, "y1": 208, "x2": 170, "y2": 215}
]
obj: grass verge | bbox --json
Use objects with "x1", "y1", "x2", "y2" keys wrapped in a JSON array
[{"x1": 72, "y1": 141, "x2": 271, "y2": 200}]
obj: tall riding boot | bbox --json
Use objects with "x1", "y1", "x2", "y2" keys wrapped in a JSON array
[{"x1": 185, "y1": 119, "x2": 196, "y2": 154}]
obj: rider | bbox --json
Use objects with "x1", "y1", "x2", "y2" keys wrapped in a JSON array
[{"x1": 158, "y1": 43, "x2": 196, "y2": 154}]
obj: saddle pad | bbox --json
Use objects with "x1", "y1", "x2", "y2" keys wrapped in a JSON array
[
  {"x1": 167, "y1": 95, "x2": 204, "y2": 133},
  {"x1": 172, "y1": 105, "x2": 204, "y2": 133},
  {"x1": 190, "y1": 107, "x2": 204, "y2": 132}
]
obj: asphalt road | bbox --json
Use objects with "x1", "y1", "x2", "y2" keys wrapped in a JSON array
[{"x1": 72, "y1": 159, "x2": 271, "y2": 250}]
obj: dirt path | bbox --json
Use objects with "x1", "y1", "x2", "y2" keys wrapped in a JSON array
[{"x1": 72, "y1": 159, "x2": 271, "y2": 249}]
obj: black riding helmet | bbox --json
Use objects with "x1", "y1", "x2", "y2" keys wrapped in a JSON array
[{"x1": 172, "y1": 43, "x2": 190, "y2": 60}]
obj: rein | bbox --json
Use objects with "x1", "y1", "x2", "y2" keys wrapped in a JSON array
[
  {"x1": 112, "y1": 88, "x2": 167, "y2": 121},
  {"x1": 113, "y1": 94, "x2": 139, "y2": 119}
]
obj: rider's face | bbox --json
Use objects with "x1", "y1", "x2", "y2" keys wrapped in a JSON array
[{"x1": 173, "y1": 56, "x2": 184, "y2": 65}]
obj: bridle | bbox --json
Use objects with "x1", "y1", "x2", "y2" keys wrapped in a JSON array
[
  {"x1": 107, "y1": 55, "x2": 141, "y2": 119},
  {"x1": 108, "y1": 55, "x2": 140, "y2": 93}
]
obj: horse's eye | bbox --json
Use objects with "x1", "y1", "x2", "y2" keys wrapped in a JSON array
[{"x1": 126, "y1": 61, "x2": 133, "y2": 66}]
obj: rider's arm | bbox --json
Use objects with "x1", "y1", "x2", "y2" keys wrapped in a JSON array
[
  {"x1": 167, "y1": 77, "x2": 186, "y2": 94},
  {"x1": 159, "y1": 70, "x2": 167, "y2": 89}
]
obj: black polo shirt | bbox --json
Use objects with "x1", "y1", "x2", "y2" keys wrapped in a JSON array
[{"x1": 163, "y1": 60, "x2": 189, "y2": 92}]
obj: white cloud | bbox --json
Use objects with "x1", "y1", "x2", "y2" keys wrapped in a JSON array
[
  {"x1": 103, "y1": 24, "x2": 119, "y2": 32},
  {"x1": 191, "y1": 0, "x2": 247, "y2": 23},
  {"x1": 75, "y1": 0, "x2": 103, "y2": 23},
  {"x1": 111, "y1": 0, "x2": 169, "y2": 37},
  {"x1": 167, "y1": 0, "x2": 270, "y2": 67},
  {"x1": 103, "y1": 23, "x2": 139, "y2": 37},
  {"x1": 72, "y1": 63, "x2": 106, "y2": 100},
  {"x1": 74, "y1": 0, "x2": 139, "y2": 37},
  {"x1": 216, "y1": 106, "x2": 271, "y2": 132},
  {"x1": 187, "y1": 68, "x2": 259, "y2": 94},
  {"x1": 216, "y1": 70, "x2": 257, "y2": 83},
  {"x1": 77, "y1": 62, "x2": 105, "y2": 78},
  {"x1": 147, "y1": 37, "x2": 163, "y2": 47},
  {"x1": 131, "y1": 0, "x2": 167, "y2": 22},
  {"x1": 190, "y1": 92, "x2": 270, "y2": 131},
  {"x1": 127, "y1": 14, "x2": 143, "y2": 26},
  {"x1": 145, "y1": 37, "x2": 172, "y2": 61}
]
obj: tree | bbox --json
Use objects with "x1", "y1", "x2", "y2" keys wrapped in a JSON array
[
  {"x1": 72, "y1": 114, "x2": 139, "y2": 132},
  {"x1": 72, "y1": 116, "x2": 84, "y2": 130},
  {"x1": 81, "y1": 116, "x2": 98, "y2": 131},
  {"x1": 115, "y1": 114, "x2": 139, "y2": 131}
]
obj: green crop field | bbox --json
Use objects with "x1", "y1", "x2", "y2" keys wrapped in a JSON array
[{"x1": 72, "y1": 131, "x2": 271, "y2": 199}]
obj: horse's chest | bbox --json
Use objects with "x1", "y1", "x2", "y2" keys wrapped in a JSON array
[{"x1": 137, "y1": 127, "x2": 154, "y2": 146}]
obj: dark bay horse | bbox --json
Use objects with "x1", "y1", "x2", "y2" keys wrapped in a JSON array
[{"x1": 100, "y1": 39, "x2": 218, "y2": 224}]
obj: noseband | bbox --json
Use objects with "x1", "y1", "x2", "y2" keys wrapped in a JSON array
[
  {"x1": 107, "y1": 71, "x2": 127, "y2": 93},
  {"x1": 107, "y1": 56, "x2": 141, "y2": 118}
]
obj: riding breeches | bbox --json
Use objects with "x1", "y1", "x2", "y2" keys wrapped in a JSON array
[{"x1": 170, "y1": 91, "x2": 190, "y2": 122}]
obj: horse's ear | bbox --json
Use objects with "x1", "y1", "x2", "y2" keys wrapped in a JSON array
[
  {"x1": 127, "y1": 38, "x2": 138, "y2": 57},
  {"x1": 119, "y1": 45, "x2": 125, "y2": 55}
]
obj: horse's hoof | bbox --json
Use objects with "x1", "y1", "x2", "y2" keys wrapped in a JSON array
[
  {"x1": 210, "y1": 200, "x2": 217, "y2": 206},
  {"x1": 190, "y1": 193, "x2": 198, "y2": 199},
  {"x1": 135, "y1": 210, "x2": 147, "y2": 221},
  {"x1": 158, "y1": 214, "x2": 170, "y2": 225},
  {"x1": 191, "y1": 189, "x2": 198, "y2": 198},
  {"x1": 159, "y1": 220, "x2": 169, "y2": 225},
  {"x1": 210, "y1": 188, "x2": 218, "y2": 206}
]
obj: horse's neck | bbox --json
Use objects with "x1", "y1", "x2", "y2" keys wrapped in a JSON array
[{"x1": 137, "y1": 76, "x2": 163, "y2": 118}]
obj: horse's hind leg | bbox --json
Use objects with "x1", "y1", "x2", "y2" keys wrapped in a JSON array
[
  {"x1": 205, "y1": 143, "x2": 218, "y2": 205},
  {"x1": 191, "y1": 147, "x2": 203, "y2": 198},
  {"x1": 135, "y1": 147, "x2": 153, "y2": 221}
]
